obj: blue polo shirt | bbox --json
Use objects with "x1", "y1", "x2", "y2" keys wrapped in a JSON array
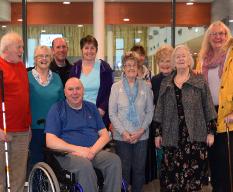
[{"x1": 45, "y1": 100, "x2": 105, "y2": 147}]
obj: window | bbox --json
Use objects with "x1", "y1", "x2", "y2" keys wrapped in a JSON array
[
  {"x1": 135, "y1": 38, "x2": 141, "y2": 44},
  {"x1": 115, "y1": 38, "x2": 124, "y2": 70},
  {"x1": 27, "y1": 38, "x2": 37, "y2": 68},
  {"x1": 40, "y1": 34, "x2": 63, "y2": 47}
]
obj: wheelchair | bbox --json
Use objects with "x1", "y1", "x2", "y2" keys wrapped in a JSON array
[{"x1": 28, "y1": 148, "x2": 128, "y2": 192}]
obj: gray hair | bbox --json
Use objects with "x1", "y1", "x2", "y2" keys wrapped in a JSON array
[
  {"x1": 171, "y1": 44, "x2": 194, "y2": 69},
  {"x1": 34, "y1": 45, "x2": 52, "y2": 58},
  {"x1": 34, "y1": 45, "x2": 52, "y2": 66},
  {"x1": 0, "y1": 32, "x2": 22, "y2": 53},
  {"x1": 122, "y1": 51, "x2": 139, "y2": 67}
]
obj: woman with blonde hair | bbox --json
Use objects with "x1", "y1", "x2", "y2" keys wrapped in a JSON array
[
  {"x1": 154, "y1": 45, "x2": 216, "y2": 191},
  {"x1": 197, "y1": 20, "x2": 233, "y2": 191},
  {"x1": 152, "y1": 44, "x2": 174, "y2": 105},
  {"x1": 145, "y1": 45, "x2": 174, "y2": 183},
  {"x1": 197, "y1": 20, "x2": 231, "y2": 72}
]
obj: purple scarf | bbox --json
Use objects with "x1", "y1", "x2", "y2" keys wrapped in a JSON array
[{"x1": 202, "y1": 51, "x2": 226, "y2": 81}]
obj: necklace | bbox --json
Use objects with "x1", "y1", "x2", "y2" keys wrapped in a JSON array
[{"x1": 174, "y1": 73, "x2": 190, "y2": 87}]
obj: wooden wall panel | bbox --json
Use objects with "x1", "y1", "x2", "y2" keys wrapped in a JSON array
[
  {"x1": 105, "y1": 3, "x2": 172, "y2": 25},
  {"x1": 105, "y1": 2, "x2": 210, "y2": 25},
  {"x1": 176, "y1": 3, "x2": 211, "y2": 26},
  {"x1": 0, "y1": 2, "x2": 211, "y2": 26},
  {"x1": 10, "y1": 2, "x2": 93, "y2": 25}
]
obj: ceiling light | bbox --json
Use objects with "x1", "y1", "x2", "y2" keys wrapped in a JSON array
[
  {"x1": 195, "y1": 28, "x2": 199, "y2": 32},
  {"x1": 123, "y1": 18, "x2": 130, "y2": 22},
  {"x1": 1, "y1": 25, "x2": 6, "y2": 28},
  {"x1": 63, "y1": 1, "x2": 71, "y2": 5},
  {"x1": 78, "y1": 25, "x2": 83, "y2": 27},
  {"x1": 186, "y1": 2, "x2": 194, "y2": 5},
  {"x1": 137, "y1": 30, "x2": 143, "y2": 34},
  {"x1": 41, "y1": 30, "x2": 46, "y2": 33},
  {"x1": 17, "y1": 18, "x2": 23, "y2": 22},
  {"x1": 229, "y1": 19, "x2": 233, "y2": 23}
]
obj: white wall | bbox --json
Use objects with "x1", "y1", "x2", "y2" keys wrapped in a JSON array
[
  {"x1": 0, "y1": 0, "x2": 11, "y2": 22},
  {"x1": 147, "y1": 26, "x2": 205, "y2": 56}
]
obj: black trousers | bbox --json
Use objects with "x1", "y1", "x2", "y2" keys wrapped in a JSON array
[{"x1": 208, "y1": 131, "x2": 233, "y2": 192}]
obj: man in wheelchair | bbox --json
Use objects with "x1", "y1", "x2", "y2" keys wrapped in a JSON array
[{"x1": 44, "y1": 77, "x2": 122, "y2": 192}]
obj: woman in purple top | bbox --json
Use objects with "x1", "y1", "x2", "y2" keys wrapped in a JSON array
[{"x1": 70, "y1": 35, "x2": 113, "y2": 128}]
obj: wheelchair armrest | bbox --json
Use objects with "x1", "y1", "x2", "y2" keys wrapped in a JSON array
[
  {"x1": 43, "y1": 147, "x2": 76, "y2": 186},
  {"x1": 44, "y1": 147, "x2": 69, "y2": 157}
]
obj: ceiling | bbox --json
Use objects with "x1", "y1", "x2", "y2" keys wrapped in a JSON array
[{"x1": 8, "y1": 0, "x2": 213, "y2": 2}]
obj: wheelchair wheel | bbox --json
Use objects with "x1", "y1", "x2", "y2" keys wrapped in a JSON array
[
  {"x1": 28, "y1": 162, "x2": 60, "y2": 192},
  {"x1": 121, "y1": 179, "x2": 128, "y2": 192}
]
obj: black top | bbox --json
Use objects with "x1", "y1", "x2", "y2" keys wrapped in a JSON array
[
  {"x1": 50, "y1": 59, "x2": 72, "y2": 87},
  {"x1": 151, "y1": 72, "x2": 166, "y2": 106}
]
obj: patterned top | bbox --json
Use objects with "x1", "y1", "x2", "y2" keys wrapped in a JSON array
[
  {"x1": 153, "y1": 71, "x2": 217, "y2": 146},
  {"x1": 32, "y1": 68, "x2": 52, "y2": 86}
]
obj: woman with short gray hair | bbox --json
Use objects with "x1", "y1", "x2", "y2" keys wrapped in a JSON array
[
  {"x1": 109, "y1": 51, "x2": 154, "y2": 192},
  {"x1": 153, "y1": 45, "x2": 217, "y2": 191}
]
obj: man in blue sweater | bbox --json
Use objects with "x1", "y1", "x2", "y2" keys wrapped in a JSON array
[{"x1": 45, "y1": 77, "x2": 122, "y2": 192}]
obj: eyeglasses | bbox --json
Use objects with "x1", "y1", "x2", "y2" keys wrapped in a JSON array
[
  {"x1": 124, "y1": 64, "x2": 137, "y2": 68},
  {"x1": 210, "y1": 31, "x2": 227, "y2": 37},
  {"x1": 35, "y1": 54, "x2": 51, "y2": 59}
]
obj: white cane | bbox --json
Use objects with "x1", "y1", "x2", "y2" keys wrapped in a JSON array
[
  {"x1": 226, "y1": 123, "x2": 233, "y2": 192},
  {"x1": 0, "y1": 71, "x2": 10, "y2": 192}
]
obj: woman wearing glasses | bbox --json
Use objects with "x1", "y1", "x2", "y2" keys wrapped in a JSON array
[
  {"x1": 28, "y1": 45, "x2": 64, "y2": 170},
  {"x1": 197, "y1": 21, "x2": 233, "y2": 191},
  {"x1": 109, "y1": 52, "x2": 154, "y2": 192}
]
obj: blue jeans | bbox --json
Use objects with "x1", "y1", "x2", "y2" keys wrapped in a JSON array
[{"x1": 115, "y1": 139, "x2": 148, "y2": 192}]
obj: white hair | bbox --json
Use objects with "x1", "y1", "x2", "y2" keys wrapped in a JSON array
[
  {"x1": 171, "y1": 44, "x2": 194, "y2": 69},
  {"x1": 0, "y1": 32, "x2": 22, "y2": 53}
]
